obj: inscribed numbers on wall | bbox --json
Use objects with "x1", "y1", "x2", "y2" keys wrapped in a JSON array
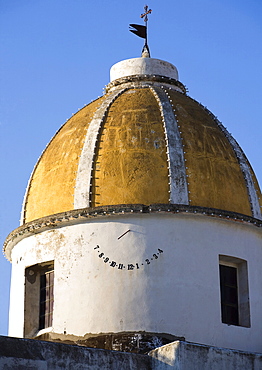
[{"x1": 94, "y1": 245, "x2": 163, "y2": 270}]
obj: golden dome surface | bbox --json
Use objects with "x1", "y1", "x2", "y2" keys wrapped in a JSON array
[{"x1": 22, "y1": 58, "x2": 262, "y2": 224}]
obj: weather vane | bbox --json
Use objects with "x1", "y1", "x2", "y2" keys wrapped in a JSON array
[{"x1": 129, "y1": 5, "x2": 152, "y2": 57}]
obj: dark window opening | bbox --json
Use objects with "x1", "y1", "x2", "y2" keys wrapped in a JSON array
[
  {"x1": 219, "y1": 264, "x2": 239, "y2": 326},
  {"x1": 24, "y1": 261, "x2": 54, "y2": 338},
  {"x1": 39, "y1": 269, "x2": 54, "y2": 330}
]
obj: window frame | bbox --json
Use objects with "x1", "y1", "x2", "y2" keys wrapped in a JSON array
[
  {"x1": 219, "y1": 255, "x2": 250, "y2": 328},
  {"x1": 39, "y1": 268, "x2": 54, "y2": 330},
  {"x1": 24, "y1": 261, "x2": 54, "y2": 337}
]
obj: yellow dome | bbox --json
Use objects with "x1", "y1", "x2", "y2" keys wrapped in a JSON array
[{"x1": 22, "y1": 58, "x2": 262, "y2": 224}]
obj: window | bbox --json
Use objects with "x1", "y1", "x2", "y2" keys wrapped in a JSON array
[
  {"x1": 219, "y1": 264, "x2": 239, "y2": 325},
  {"x1": 39, "y1": 269, "x2": 54, "y2": 330},
  {"x1": 219, "y1": 255, "x2": 250, "y2": 327},
  {"x1": 24, "y1": 261, "x2": 54, "y2": 337}
]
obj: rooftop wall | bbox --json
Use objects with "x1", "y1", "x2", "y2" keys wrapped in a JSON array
[{"x1": 1, "y1": 336, "x2": 262, "y2": 369}]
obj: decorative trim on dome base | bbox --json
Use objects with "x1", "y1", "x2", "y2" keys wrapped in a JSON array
[
  {"x1": 4, "y1": 204, "x2": 262, "y2": 261},
  {"x1": 105, "y1": 74, "x2": 187, "y2": 94}
]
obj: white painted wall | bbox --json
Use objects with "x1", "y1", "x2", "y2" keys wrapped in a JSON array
[{"x1": 8, "y1": 213, "x2": 262, "y2": 353}]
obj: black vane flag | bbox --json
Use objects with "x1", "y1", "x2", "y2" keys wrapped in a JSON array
[{"x1": 129, "y1": 24, "x2": 146, "y2": 39}]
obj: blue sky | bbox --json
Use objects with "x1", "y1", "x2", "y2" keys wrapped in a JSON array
[{"x1": 0, "y1": 0, "x2": 261, "y2": 336}]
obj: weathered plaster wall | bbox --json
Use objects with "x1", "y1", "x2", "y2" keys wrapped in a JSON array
[
  {"x1": 0, "y1": 335, "x2": 151, "y2": 369},
  {"x1": 149, "y1": 341, "x2": 262, "y2": 370},
  {"x1": 8, "y1": 213, "x2": 262, "y2": 353},
  {"x1": 1, "y1": 336, "x2": 261, "y2": 369}
]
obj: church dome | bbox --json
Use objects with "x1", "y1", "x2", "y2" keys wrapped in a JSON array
[{"x1": 22, "y1": 57, "x2": 262, "y2": 224}]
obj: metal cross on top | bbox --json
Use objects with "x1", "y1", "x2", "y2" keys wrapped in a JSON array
[{"x1": 140, "y1": 5, "x2": 152, "y2": 23}]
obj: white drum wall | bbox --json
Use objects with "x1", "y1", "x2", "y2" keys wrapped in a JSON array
[{"x1": 8, "y1": 213, "x2": 262, "y2": 353}]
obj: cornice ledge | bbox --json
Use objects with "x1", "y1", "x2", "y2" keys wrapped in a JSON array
[
  {"x1": 105, "y1": 75, "x2": 187, "y2": 94},
  {"x1": 4, "y1": 204, "x2": 261, "y2": 261}
]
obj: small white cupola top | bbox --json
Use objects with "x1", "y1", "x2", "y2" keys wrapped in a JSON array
[{"x1": 110, "y1": 57, "x2": 179, "y2": 82}]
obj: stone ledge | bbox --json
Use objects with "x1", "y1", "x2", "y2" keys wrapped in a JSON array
[{"x1": 34, "y1": 331, "x2": 184, "y2": 355}]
